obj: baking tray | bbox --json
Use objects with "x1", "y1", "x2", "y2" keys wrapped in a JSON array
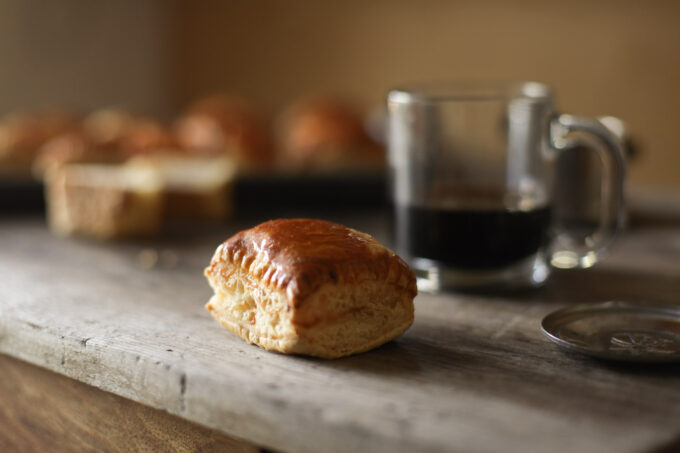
[
  {"x1": 0, "y1": 179, "x2": 44, "y2": 214},
  {"x1": 0, "y1": 172, "x2": 388, "y2": 215},
  {"x1": 234, "y1": 172, "x2": 387, "y2": 211}
]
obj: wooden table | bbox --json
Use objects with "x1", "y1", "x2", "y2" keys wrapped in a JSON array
[{"x1": 1, "y1": 212, "x2": 680, "y2": 453}]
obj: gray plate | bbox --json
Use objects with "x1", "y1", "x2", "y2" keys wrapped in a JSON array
[{"x1": 541, "y1": 301, "x2": 680, "y2": 362}]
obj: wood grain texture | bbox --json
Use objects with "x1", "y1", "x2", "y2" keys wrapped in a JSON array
[
  {"x1": 0, "y1": 353, "x2": 258, "y2": 453},
  {"x1": 0, "y1": 214, "x2": 680, "y2": 453}
]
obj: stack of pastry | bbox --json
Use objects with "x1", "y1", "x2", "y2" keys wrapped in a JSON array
[
  {"x1": 2, "y1": 94, "x2": 385, "y2": 239},
  {"x1": 37, "y1": 108, "x2": 237, "y2": 239},
  {"x1": 1, "y1": 94, "x2": 385, "y2": 179}
]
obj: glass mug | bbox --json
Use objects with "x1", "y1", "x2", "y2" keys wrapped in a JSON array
[{"x1": 387, "y1": 82, "x2": 625, "y2": 291}]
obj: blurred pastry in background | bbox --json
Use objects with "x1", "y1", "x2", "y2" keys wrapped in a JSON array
[
  {"x1": 33, "y1": 131, "x2": 117, "y2": 179},
  {"x1": 39, "y1": 106, "x2": 238, "y2": 239},
  {"x1": 81, "y1": 108, "x2": 138, "y2": 148},
  {"x1": 276, "y1": 97, "x2": 384, "y2": 173},
  {"x1": 83, "y1": 108, "x2": 177, "y2": 157},
  {"x1": 116, "y1": 120, "x2": 178, "y2": 159},
  {"x1": 127, "y1": 153, "x2": 237, "y2": 221},
  {"x1": 33, "y1": 109, "x2": 177, "y2": 178},
  {"x1": 45, "y1": 162, "x2": 164, "y2": 239},
  {"x1": 0, "y1": 111, "x2": 78, "y2": 177},
  {"x1": 44, "y1": 153, "x2": 236, "y2": 239},
  {"x1": 175, "y1": 95, "x2": 274, "y2": 172}
]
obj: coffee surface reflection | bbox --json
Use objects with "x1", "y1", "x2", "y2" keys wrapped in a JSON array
[{"x1": 394, "y1": 203, "x2": 551, "y2": 270}]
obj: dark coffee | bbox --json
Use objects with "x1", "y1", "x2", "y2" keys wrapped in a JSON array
[{"x1": 394, "y1": 204, "x2": 552, "y2": 270}]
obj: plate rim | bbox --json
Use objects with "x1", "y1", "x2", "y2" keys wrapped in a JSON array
[{"x1": 541, "y1": 300, "x2": 680, "y2": 363}]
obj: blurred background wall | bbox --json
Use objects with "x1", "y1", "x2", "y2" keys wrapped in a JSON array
[
  {"x1": 1, "y1": 0, "x2": 679, "y2": 190},
  {"x1": 0, "y1": 0, "x2": 172, "y2": 117}
]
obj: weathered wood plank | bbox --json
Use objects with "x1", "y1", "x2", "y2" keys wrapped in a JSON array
[
  {"x1": 0, "y1": 217, "x2": 679, "y2": 453},
  {"x1": 0, "y1": 353, "x2": 259, "y2": 453}
]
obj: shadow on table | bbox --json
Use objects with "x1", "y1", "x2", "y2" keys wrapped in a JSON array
[
  {"x1": 488, "y1": 267, "x2": 680, "y2": 306},
  {"x1": 589, "y1": 356, "x2": 680, "y2": 376},
  {"x1": 311, "y1": 333, "x2": 489, "y2": 379},
  {"x1": 649, "y1": 432, "x2": 680, "y2": 453},
  {"x1": 315, "y1": 265, "x2": 680, "y2": 380}
]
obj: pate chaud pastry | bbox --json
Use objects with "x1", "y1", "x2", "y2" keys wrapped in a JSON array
[{"x1": 204, "y1": 219, "x2": 416, "y2": 358}]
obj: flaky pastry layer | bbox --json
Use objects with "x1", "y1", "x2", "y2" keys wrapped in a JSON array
[{"x1": 204, "y1": 219, "x2": 417, "y2": 358}]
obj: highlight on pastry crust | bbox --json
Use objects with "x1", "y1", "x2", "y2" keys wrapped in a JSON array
[{"x1": 204, "y1": 219, "x2": 417, "y2": 359}]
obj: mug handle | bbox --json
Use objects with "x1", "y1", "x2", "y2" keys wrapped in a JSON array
[{"x1": 548, "y1": 114, "x2": 627, "y2": 269}]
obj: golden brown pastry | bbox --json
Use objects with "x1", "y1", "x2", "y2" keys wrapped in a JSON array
[
  {"x1": 175, "y1": 95, "x2": 273, "y2": 171},
  {"x1": 45, "y1": 163, "x2": 163, "y2": 239},
  {"x1": 277, "y1": 97, "x2": 384, "y2": 172},
  {"x1": 204, "y1": 219, "x2": 416, "y2": 358}
]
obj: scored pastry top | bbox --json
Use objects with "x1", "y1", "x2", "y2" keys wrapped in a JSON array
[{"x1": 206, "y1": 218, "x2": 416, "y2": 306}]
